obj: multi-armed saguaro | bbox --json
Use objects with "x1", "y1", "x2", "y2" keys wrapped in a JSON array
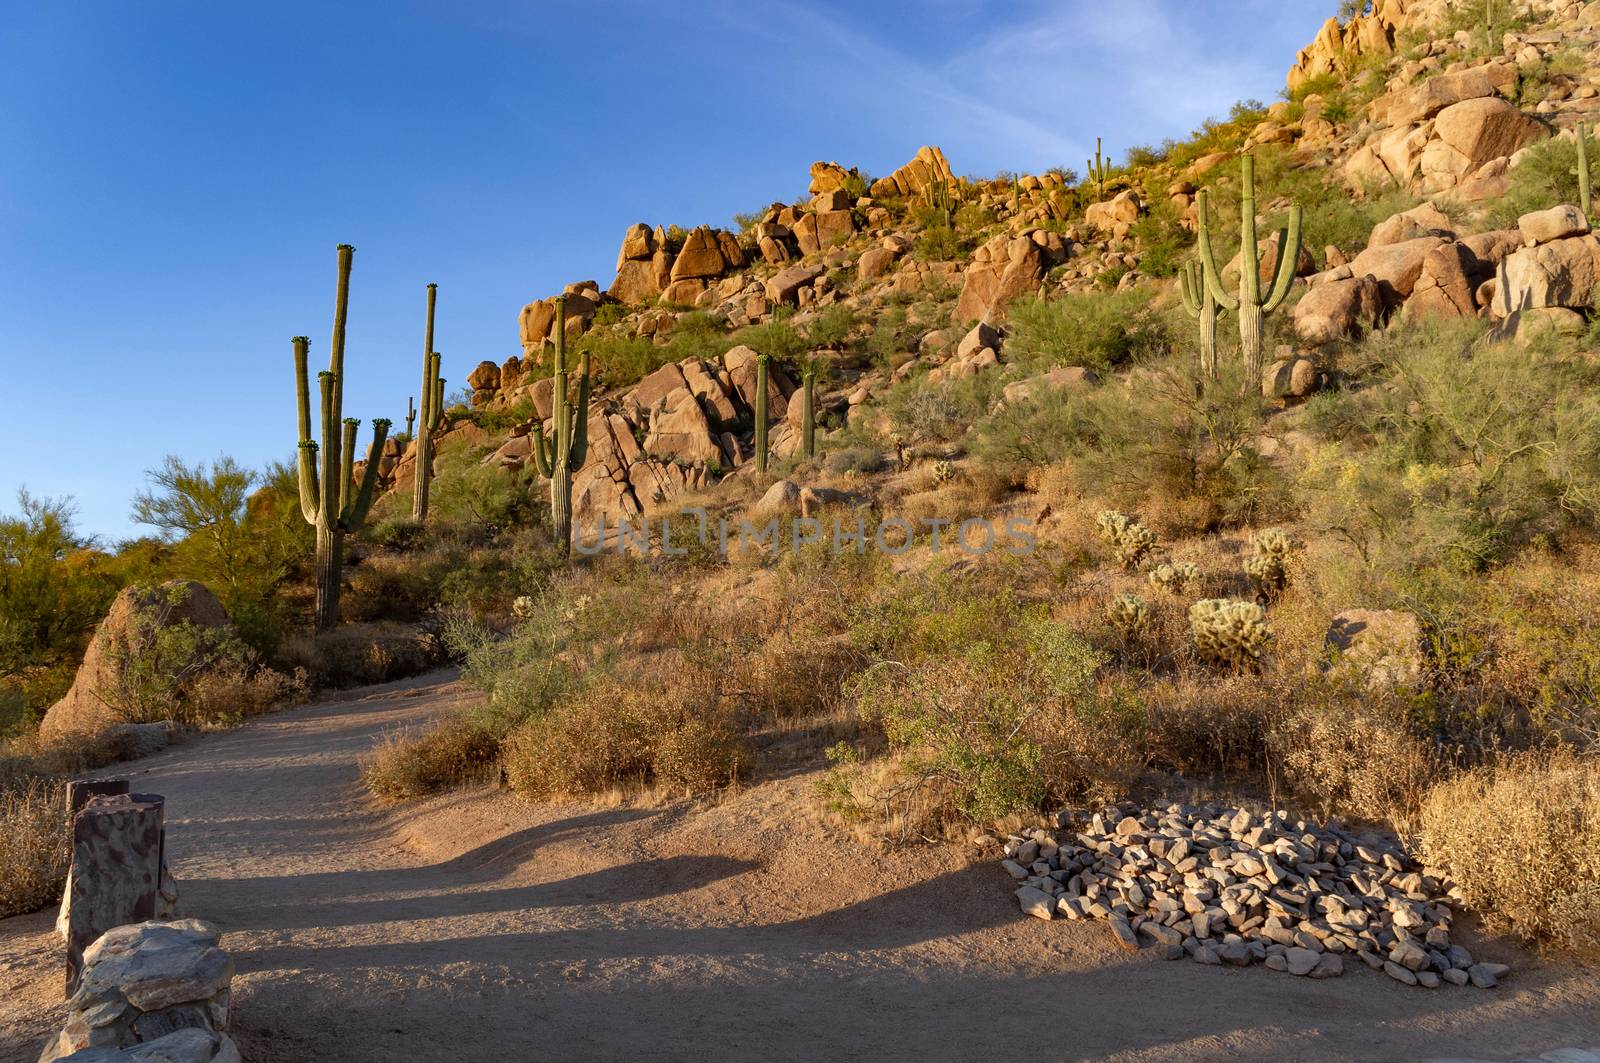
[
  {"x1": 412, "y1": 284, "x2": 443, "y2": 522},
  {"x1": 1195, "y1": 153, "x2": 1303, "y2": 388},
  {"x1": 754, "y1": 353, "x2": 771, "y2": 474},
  {"x1": 292, "y1": 244, "x2": 390, "y2": 632},
  {"x1": 1087, "y1": 137, "x2": 1110, "y2": 201},
  {"x1": 1179, "y1": 261, "x2": 1222, "y2": 379},
  {"x1": 531, "y1": 295, "x2": 591, "y2": 555}
]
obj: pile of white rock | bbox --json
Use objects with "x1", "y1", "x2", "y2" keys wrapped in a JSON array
[{"x1": 999, "y1": 802, "x2": 1511, "y2": 988}]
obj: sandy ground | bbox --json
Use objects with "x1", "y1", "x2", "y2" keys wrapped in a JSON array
[{"x1": 2, "y1": 671, "x2": 1598, "y2": 1063}]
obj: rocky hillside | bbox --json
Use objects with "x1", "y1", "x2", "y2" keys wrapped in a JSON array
[{"x1": 339, "y1": 0, "x2": 1600, "y2": 532}]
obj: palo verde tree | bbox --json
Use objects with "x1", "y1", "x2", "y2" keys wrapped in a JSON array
[
  {"x1": 531, "y1": 295, "x2": 592, "y2": 555},
  {"x1": 1195, "y1": 153, "x2": 1303, "y2": 389},
  {"x1": 292, "y1": 244, "x2": 390, "y2": 631},
  {"x1": 412, "y1": 283, "x2": 444, "y2": 522}
]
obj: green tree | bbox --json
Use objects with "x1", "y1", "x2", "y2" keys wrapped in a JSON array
[{"x1": 131, "y1": 456, "x2": 255, "y2": 602}]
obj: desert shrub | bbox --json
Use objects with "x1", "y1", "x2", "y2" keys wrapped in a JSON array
[
  {"x1": 362, "y1": 718, "x2": 500, "y2": 801},
  {"x1": 1485, "y1": 131, "x2": 1600, "y2": 230},
  {"x1": 864, "y1": 306, "x2": 921, "y2": 367},
  {"x1": 1420, "y1": 751, "x2": 1600, "y2": 952},
  {"x1": 502, "y1": 673, "x2": 745, "y2": 798},
  {"x1": 1128, "y1": 199, "x2": 1194, "y2": 277},
  {"x1": 839, "y1": 597, "x2": 1145, "y2": 829},
  {"x1": 275, "y1": 622, "x2": 444, "y2": 689},
  {"x1": 427, "y1": 446, "x2": 539, "y2": 534},
  {"x1": 365, "y1": 517, "x2": 426, "y2": 552},
  {"x1": 883, "y1": 374, "x2": 1003, "y2": 444},
  {"x1": 806, "y1": 304, "x2": 858, "y2": 349},
  {"x1": 972, "y1": 386, "x2": 1093, "y2": 478},
  {"x1": 736, "y1": 311, "x2": 809, "y2": 363},
  {"x1": 182, "y1": 660, "x2": 307, "y2": 728},
  {"x1": 1003, "y1": 289, "x2": 1170, "y2": 375},
  {"x1": 0, "y1": 777, "x2": 70, "y2": 918},
  {"x1": 661, "y1": 312, "x2": 733, "y2": 364},
  {"x1": 579, "y1": 330, "x2": 668, "y2": 390},
  {"x1": 825, "y1": 446, "x2": 886, "y2": 476},
  {"x1": 1299, "y1": 319, "x2": 1600, "y2": 573},
  {"x1": 1270, "y1": 688, "x2": 1440, "y2": 825},
  {"x1": 1068, "y1": 358, "x2": 1286, "y2": 530}
]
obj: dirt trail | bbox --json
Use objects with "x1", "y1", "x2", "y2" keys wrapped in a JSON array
[{"x1": 3, "y1": 671, "x2": 1598, "y2": 1063}]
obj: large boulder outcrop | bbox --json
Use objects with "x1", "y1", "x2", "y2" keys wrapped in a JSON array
[
  {"x1": 1492, "y1": 233, "x2": 1600, "y2": 316},
  {"x1": 868, "y1": 145, "x2": 956, "y2": 199},
  {"x1": 1293, "y1": 274, "x2": 1385, "y2": 344},
  {"x1": 1286, "y1": 0, "x2": 1412, "y2": 95},
  {"x1": 1405, "y1": 241, "x2": 1479, "y2": 319},
  {"x1": 955, "y1": 233, "x2": 1046, "y2": 324},
  {"x1": 1348, "y1": 236, "x2": 1448, "y2": 302},
  {"x1": 1420, "y1": 97, "x2": 1546, "y2": 191},
  {"x1": 41, "y1": 582, "x2": 231, "y2": 741},
  {"x1": 1371, "y1": 62, "x2": 1515, "y2": 128},
  {"x1": 1084, "y1": 190, "x2": 1142, "y2": 239}
]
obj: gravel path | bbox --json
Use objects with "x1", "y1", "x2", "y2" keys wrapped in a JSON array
[{"x1": 3, "y1": 670, "x2": 1598, "y2": 1062}]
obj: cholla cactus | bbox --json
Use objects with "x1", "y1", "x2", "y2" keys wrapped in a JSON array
[
  {"x1": 1095, "y1": 510, "x2": 1156, "y2": 570},
  {"x1": 511, "y1": 595, "x2": 537, "y2": 621},
  {"x1": 1244, "y1": 527, "x2": 1295, "y2": 598},
  {"x1": 1148, "y1": 561, "x2": 1200, "y2": 595},
  {"x1": 1106, "y1": 593, "x2": 1150, "y2": 640},
  {"x1": 930, "y1": 459, "x2": 956, "y2": 485},
  {"x1": 1189, "y1": 598, "x2": 1270, "y2": 669}
]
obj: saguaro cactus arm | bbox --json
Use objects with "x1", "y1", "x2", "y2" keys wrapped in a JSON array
[
  {"x1": 1261, "y1": 211, "x2": 1304, "y2": 315},
  {"x1": 345, "y1": 418, "x2": 391, "y2": 529},
  {"x1": 1196, "y1": 189, "x2": 1243, "y2": 313},
  {"x1": 569, "y1": 353, "x2": 591, "y2": 470},
  {"x1": 1179, "y1": 263, "x2": 1205, "y2": 318}
]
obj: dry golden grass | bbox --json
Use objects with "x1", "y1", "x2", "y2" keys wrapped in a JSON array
[
  {"x1": 1421, "y1": 751, "x2": 1600, "y2": 954},
  {"x1": 361, "y1": 719, "x2": 500, "y2": 802},
  {"x1": 183, "y1": 663, "x2": 309, "y2": 728},
  {"x1": 0, "y1": 777, "x2": 70, "y2": 918},
  {"x1": 277, "y1": 622, "x2": 442, "y2": 689}
]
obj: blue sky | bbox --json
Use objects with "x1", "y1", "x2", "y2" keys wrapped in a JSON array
[{"x1": 1, "y1": 0, "x2": 1334, "y2": 541}]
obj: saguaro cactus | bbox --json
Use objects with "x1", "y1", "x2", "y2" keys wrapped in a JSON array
[
  {"x1": 292, "y1": 245, "x2": 391, "y2": 632},
  {"x1": 801, "y1": 362, "x2": 819, "y2": 459},
  {"x1": 1196, "y1": 154, "x2": 1303, "y2": 389},
  {"x1": 1179, "y1": 261, "x2": 1222, "y2": 379},
  {"x1": 412, "y1": 283, "x2": 442, "y2": 522},
  {"x1": 1575, "y1": 121, "x2": 1592, "y2": 224},
  {"x1": 404, "y1": 396, "x2": 416, "y2": 440},
  {"x1": 531, "y1": 295, "x2": 591, "y2": 555},
  {"x1": 1087, "y1": 137, "x2": 1109, "y2": 201},
  {"x1": 754, "y1": 353, "x2": 770, "y2": 473}
]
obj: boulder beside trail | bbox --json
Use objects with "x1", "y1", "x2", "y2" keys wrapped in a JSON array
[{"x1": 40, "y1": 582, "x2": 231, "y2": 742}]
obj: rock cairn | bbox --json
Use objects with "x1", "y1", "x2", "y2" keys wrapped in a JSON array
[
  {"x1": 39, "y1": 920, "x2": 238, "y2": 1063},
  {"x1": 999, "y1": 802, "x2": 1511, "y2": 989}
]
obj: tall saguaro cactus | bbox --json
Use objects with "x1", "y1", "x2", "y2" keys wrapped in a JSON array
[
  {"x1": 405, "y1": 396, "x2": 416, "y2": 440},
  {"x1": 412, "y1": 284, "x2": 443, "y2": 522},
  {"x1": 1196, "y1": 154, "x2": 1303, "y2": 389},
  {"x1": 1575, "y1": 121, "x2": 1592, "y2": 224},
  {"x1": 1179, "y1": 261, "x2": 1222, "y2": 379},
  {"x1": 801, "y1": 363, "x2": 819, "y2": 459},
  {"x1": 532, "y1": 296, "x2": 591, "y2": 555},
  {"x1": 292, "y1": 245, "x2": 390, "y2": 632},
  {"x1": 1087, "y1": 137, "x2": 1109, "y2": 201},
  {"x1": 754, "y1": 353, "x2": 770, "y2": 474}
]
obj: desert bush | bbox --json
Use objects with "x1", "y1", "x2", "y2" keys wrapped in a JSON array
[
  {"x1": 275, "y1": 622, "x2": 444, "y2": 689},
  {"x1": 1270, "y1": 688, "x2": 1440, "y2": 825},
  {"x1": 1003, "y1": 289, "x2": 1171, "y2": 375},
  {"x1": 1420, "y1": 751, "x2": 1600, "y2": 952},
  {"x1": 580, "y1": 331, "x2": 669, "y2": 390},
  {"x1": 0, "y1": 776, "x2": 70, "y2": 918},
  {"x1": 181, "y1": 660, "x2": 308, "y2": 728},
  {"x1": 840, "y1": 601, "x2": 1144, "y2": 828},
  {"x1": 1299, "y1": 319, "x2": 1600, "y2": 573},
  {"x1": 736, "y1": 313, "x2": 808, "y2": 363},
  {"x1": 972, "y1": 386, "x2": 1094, "y2": 478},
  {"x1": 807, "y1": 304, "x2": 858, "y2": 350},
  {"x1": 502, "y1": 672, "x2": 745, "y2": 799},
  {"x1": 661, "y1": 312, "x2": 733, "y2": 364},
  {"x1": 362, "y1": 718, "x2": 499, "y2": 801},
  {"x1": 883, "y1": 374, "x2": 1003, "y2": 444},
  {"x1": 427, "y1": 445, "x2": 539, "y2": 534}
]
